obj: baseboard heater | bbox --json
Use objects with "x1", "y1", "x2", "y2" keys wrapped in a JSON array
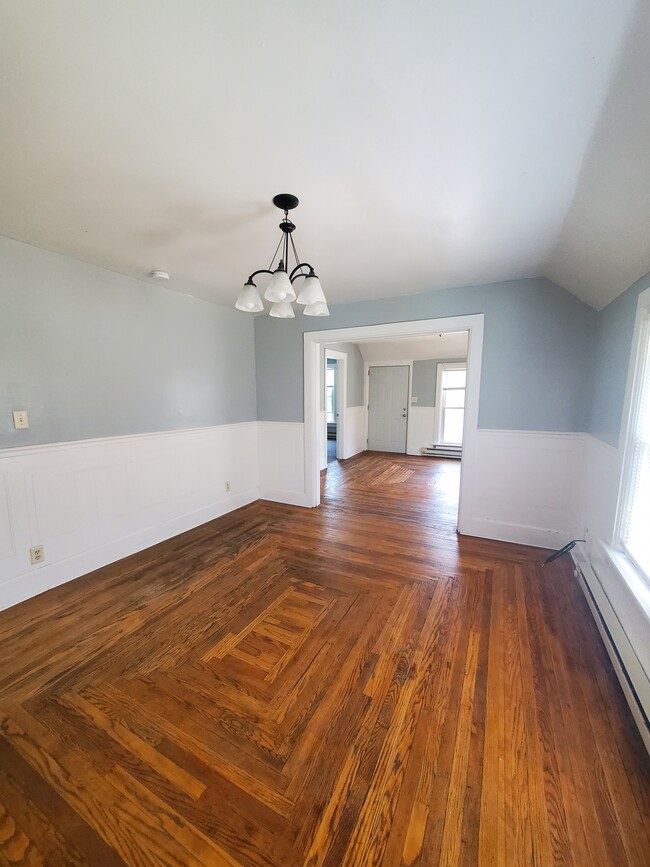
[
  {"x1": 421, "y1": 444, "x2": 462, "y2": 460},
  {"x1": 572, "y1": 552, "x2": 650, "y2": 754}
]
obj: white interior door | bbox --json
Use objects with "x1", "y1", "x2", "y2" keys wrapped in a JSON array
[{"x1": 368, "y1": 366, "x2": 409, "y2": 453}]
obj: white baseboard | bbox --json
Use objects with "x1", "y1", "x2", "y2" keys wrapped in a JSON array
[
  {"x1": 461, "y1": 518, "x2": 576, "y2": 549},
  {"x1": 258, "y1": 488, "x2": 310, "y2": 507}
]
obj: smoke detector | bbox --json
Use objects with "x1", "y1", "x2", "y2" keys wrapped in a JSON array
[{"x1": 150, "y1": 270, "x2": 170, "y2": 281}]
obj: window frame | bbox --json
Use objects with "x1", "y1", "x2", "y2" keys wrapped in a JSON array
[
  {"x1": 614, "y1": 285, "x2": 650, "y2": 588},
  {"x1": 435, "y1": 361, "x2": 467, "y2": 446}
]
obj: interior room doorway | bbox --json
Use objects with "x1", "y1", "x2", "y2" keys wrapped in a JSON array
[
  {"x1": 304, "y1": 315, "x2": 484, "y2": 535},
  {"x1": 326, "y1": 359, "x2": 338, "y2": 462},
  {"x1": 324, "y1": 348, "x2": 346, "y2": 464}
]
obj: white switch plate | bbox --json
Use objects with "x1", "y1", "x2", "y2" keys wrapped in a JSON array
[{"x1": 12, "y1": 410, "x2": 29, "y2": 429}]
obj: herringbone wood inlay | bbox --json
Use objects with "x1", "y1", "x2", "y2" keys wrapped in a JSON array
[{"x1": 0, "y1": 453, "x2": 649, "y2": 866}]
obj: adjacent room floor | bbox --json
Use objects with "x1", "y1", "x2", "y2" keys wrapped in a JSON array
[{"x1": 0, "y1": 452, "x2": 648, "y2": 865}]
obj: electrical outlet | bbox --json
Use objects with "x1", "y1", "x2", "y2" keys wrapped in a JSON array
[
  {"x1": 225, "y1": 481, "x2": 231, "y2": 493},
  {"x1": 12, "y1": 410, "x2": 29, "y2": 429},
  {"x1": 30, "y1": 545, "x2": 44, "y2": 565}
]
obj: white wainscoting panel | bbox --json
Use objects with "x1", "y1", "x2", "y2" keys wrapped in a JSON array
[
  {"x1": 0, "y1": 422, "x2": 259, "y2": 611},
  {"x1": 0, "y1": 471, "x2": 15, "y2": 562},
  {"x1": 407, "y1": 406, "x2": 435, "y2": 455},
  {"x1": 461, "y1": 430, "x2": 584, "y2": 548},
  {"x1": 580, "y1": 434, "x2": 619, "y2": 544},
  {"x1": 343, "y1": 406, "x2": 366, "y2": 459},
  {"x1": 258, "y1": 421, "x2": 308, "y2": 507}
]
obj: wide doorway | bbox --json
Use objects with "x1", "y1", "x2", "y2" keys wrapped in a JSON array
[{"x1": 304, "y1": 315, "x2": 484, "y2": 536}]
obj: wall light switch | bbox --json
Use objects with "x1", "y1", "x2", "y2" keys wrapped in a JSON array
[
  {"x1": 12, "y1": 410, "x2": 29, "y2": 429},
  {"x1": 410, "y1": 396, "x2": 418, "y2": 404}
]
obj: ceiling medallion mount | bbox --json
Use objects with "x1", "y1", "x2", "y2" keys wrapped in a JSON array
[
  {"x1": 235, "y1": 194, "x2": 329, "y2": 318},
  {"x1": 272, "y1": 193, "x2": 299, "y2": 211}
]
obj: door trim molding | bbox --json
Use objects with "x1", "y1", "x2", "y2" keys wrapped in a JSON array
[{"x1": 303, "y1": 315, "x2": 485, "y2": 533}]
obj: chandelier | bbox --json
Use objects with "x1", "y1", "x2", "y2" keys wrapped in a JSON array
[{"x1": 235, "y1": 194, "x2": 329, "y2": 318}]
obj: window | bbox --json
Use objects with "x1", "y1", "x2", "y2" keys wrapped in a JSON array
[
  {"x1": 437, "y1": 364, "x2": 466, "y2": 445},
  {"x1": 618, "y1": 290, "x2": 650, "y2": 584},
  {"x1": 326, "y1": 365, "x2": 336, "y2": 423}
]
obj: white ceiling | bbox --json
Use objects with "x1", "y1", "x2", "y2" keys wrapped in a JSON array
[
  {"x1": 351, "y1": 331, "x2": 468, "y2": 364},
  {"x1": 0, "y1": 1, "x2": 648, "y2": 311}
]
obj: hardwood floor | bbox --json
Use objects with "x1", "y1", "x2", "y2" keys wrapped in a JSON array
[{"x1": 0, "y1": 451, "x2": 648, "y2": 865}]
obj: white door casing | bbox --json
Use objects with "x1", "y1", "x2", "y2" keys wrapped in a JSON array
[{"x1": 368, "y1": 366, "x2": 409, "y2": 453}]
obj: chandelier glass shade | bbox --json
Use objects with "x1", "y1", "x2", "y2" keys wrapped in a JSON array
[
  {"x1": 234, "y1": 280, "x2": 264, "y2": 313},
  {"x1": 235, "y1": 194, "x2": 329, "y2": 317}
]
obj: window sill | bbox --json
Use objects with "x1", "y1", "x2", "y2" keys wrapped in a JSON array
[{"x1": 602, "y1": 543, "x2": 650, "y2": 624}]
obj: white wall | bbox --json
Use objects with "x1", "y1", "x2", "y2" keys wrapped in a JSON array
[
  {"x1": 407, "y1": 407, "x2": 436, "y2": 456},
  {"x1": 257, "y1": 421, "x2": 307, "y2": 506},
  {"x1": 0, "y1": 423, "x2": 259, "y2": 610},
  {"x1": 461, "y1": 430, "x2": 584, "y2": 548},
  {"x1": 345, "y1": 406, "x2": 366, "y2": 459}
]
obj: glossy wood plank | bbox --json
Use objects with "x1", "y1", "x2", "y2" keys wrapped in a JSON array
[{"x1": 0, "y1": 451, "x2": 649, "y2": 865}]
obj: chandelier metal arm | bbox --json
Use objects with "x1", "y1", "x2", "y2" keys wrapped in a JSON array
[
  {"x1": 247, "y1": 268, "x2": 275, "y2": 283},
  {"x1": 289, "y1": 262, "x2": 316, "y2": 283}
]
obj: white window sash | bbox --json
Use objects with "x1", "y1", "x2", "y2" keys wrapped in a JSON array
[{"x1": 616, "y1": 295, "x2": 650, "y2": 586}]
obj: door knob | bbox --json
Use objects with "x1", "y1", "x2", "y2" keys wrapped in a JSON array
[{"x1": 402, "y1": 412, "x2": 407, "y2": 418}]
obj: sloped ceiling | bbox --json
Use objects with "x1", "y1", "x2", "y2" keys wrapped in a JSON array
[
  {"x1": 544, "y1": 0, "x2": 650, "y2": 309},
  {"x1": 0, "y1": 0, "x2": 648, "y2": 310}
]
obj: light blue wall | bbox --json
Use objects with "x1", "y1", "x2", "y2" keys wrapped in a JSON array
[
  {"x1": 411, "y1": 358, "x2": 467, "y2": 408},
  {"x1": 255, "y1": 277, "x2": 597, "y2": 431},
  {"x1": 0, "y1": 236, "x2": 257, "y2": 449},
  {"x1": 588, "y1": 271, "x2": 650, "y2": 447},
  {"x1": 325, "y1": 342, "x2": 365, "y2": 407},
  {"x1": 412, "y1": 360, "x2": 436, "y2": 407}
]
